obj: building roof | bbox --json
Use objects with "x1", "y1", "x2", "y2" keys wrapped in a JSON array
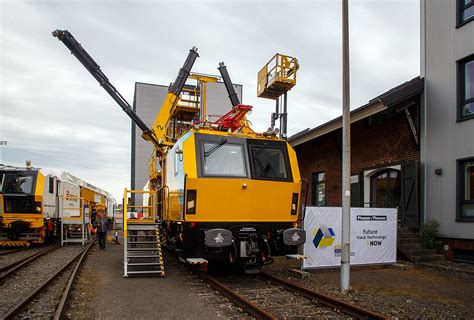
[
  {"x1": 60, "y1": 172, "x2": 105, "y2": 196},
  {"x1": 288, "y1": 77, "x2": 424, "y2": 147}
]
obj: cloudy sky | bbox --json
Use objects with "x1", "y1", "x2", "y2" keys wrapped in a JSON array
[{"x1": 0, "y1": 0, "x2": 420, "y2": 202}]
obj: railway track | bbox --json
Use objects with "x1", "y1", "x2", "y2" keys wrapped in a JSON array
[
  {"x1": 0, "y1": 242, "x2": 95, "y2": 319},
  {"x1": 0, "y1": 247, "x2": 29, "y2": 256},
  {"x1": 194, "y1": 269, "x2": 387, "y2": 319},
  {"x1": 0, "y1": 245, "x2": 61, "y2": 280}
]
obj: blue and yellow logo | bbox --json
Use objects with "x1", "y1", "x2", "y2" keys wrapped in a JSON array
[{"x1": 313, "y1": 224, "x2": 335, "y2": 248}]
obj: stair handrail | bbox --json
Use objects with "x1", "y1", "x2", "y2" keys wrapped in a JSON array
[
  {"x1": 155, "y1": 185, "x2": 169, "y2": 222},
  {"x1": 363, "y1": 200, "x2": 434, "y2": 263}
]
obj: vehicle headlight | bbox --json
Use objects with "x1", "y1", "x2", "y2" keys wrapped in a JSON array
[{"x1": 291, "y1": 193, "x2": 298, "y2": 215}]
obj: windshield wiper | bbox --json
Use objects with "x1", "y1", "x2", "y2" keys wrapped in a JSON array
[
  {"x1": 253, "y1": 142, "x2": 279, "y2": 178},
  {"x1": 204, "y1": 138, "x2": 228, "y2": 158},
  {"x1": 255, "y1": 142, "x2": 269, "y2": 157}
]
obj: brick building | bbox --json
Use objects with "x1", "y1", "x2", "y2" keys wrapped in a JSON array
[{"x1": 289, "y1": 77, "x2": 423, "y2": 227}]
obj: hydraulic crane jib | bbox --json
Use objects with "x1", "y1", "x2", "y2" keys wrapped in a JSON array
[{"x1": 52, "y1": 29, "x2": 199, "y2": 151}]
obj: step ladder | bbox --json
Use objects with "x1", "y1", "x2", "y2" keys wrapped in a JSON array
[
  {"x1": 124, "y1": 222, "x2": 165, "y2": 277},
  {"x1": 123, "y1": 188, "x2": 165, "y2": 277}
]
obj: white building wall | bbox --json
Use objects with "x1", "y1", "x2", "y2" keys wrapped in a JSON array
[{"x1": 421, "y1": 0, "x2": 474, "y2": 238}]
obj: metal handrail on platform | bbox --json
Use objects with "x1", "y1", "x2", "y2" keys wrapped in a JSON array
[{"x1": 61, "y1": 196, "x2": 90, "y2": 246}]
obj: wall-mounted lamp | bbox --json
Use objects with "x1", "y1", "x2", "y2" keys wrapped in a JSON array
[{"x1": 435, "y1": 168, "x2": 443, "y2": 176}]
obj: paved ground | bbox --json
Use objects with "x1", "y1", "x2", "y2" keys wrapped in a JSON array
[{"x1": 67, "y1": 237, "x2": 242, "y2": 319}]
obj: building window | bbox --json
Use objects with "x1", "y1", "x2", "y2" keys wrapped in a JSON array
[
  {"x1": 458, "y1": 158, "x2": 474, "y2": 221},
  {"x1": 458, "y1": 54, "x2": 474, "y2": 121},
  {"x1": 370, "y1": 169, "x2": 401, "y2": 208},
  {"x1": 457, "y1": 0, "x2": 474, "y2": 27},
  {"x1": 311, "y1": 172, "x2": 326, "y2": 206}
]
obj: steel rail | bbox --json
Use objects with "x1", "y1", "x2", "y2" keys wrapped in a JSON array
[
  {"x1": 260, "y1": 271, "x2": 387, "y2": 320},
  {"x1": 54, "y1": 241, "x2": 95, "y2": 320},
  {"x1": 0, "y1": 247, "x2": 29, "y2": 256},
  {"x1": 181, "y1": 250, "x2": 386, "y2": 319},
  {"x1": 0, "y1": 245, "x2": 61, "y2": 281},
  {"x1": 2, "y1": 241, "x2": 95, "y2": 320},
  {"x1": 194, "y1": 270, "x2": 277, "y2": 320}
]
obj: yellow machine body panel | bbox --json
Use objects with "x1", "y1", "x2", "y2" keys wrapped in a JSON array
[
  {"x1": 183, "y1": 134, "x2": 198, "y2": 178},
  {"x1": 2, "y1": 213, "x2": 44, "y2": 229},
  {"x1": 30, "y1": 171, "x2": 45, "y2": 228},
  {"x1": 185, "y1": 178, "x2": 301, "y2": 222},
  {"x1": 0, "y1": 169, "x2": 47, "y2": 245},
  {"x1": 162, "y1": 129, "x2": 302, "y2": 223},
  {"x1": 1, "y1": 170, "x2": 45, "y2": 229},
  {"x1": 81, "y1": 188, "x2": 105, "y2": 206},
  {"x1": 35, "y1": 172, "x2": 45, "y2": 197}
]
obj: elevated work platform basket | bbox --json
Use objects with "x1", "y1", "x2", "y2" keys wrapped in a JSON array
[{"x1": 257, "y1": 53, "x2": 298, "y2": 100}]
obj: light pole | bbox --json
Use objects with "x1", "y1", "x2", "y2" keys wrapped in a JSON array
[{"x1": 341, "y1": 0, "x2": 351, "y2": 293}]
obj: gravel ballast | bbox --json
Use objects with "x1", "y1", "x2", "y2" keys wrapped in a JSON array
[
  {"x1": 263, "y1": 257, "x2": 474, "y2": 319},
  {"x1": 28, "y1": 237, "x2": 473, "y2": 319},
  {"x1": 0, "y1": 245, "x2": 85, "y2": 316}
]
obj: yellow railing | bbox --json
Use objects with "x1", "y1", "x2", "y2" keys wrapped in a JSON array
[
  {"x1": 177, "y1": 87, "x2": 200, "y2": 109},
  {"x1": 123, "y1": 188, "x2": 159, "y2": 237},
  {"x1": 257, "y1": 53, "x2": 298, "y2": 99}
]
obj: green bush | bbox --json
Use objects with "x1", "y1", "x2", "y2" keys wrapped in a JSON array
[{"x1": 420, "y1": 219, "x2": 439, "y2": 248}]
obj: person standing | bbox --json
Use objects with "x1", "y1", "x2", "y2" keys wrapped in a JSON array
[
  {"x1": 128, "y1": 212, "x2": 138, "y2": 248},
  {"x1": 95, "y1": 211, "x2": 109, "y2": 250}
]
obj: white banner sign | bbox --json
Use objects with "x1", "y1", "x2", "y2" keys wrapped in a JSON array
[
  {"x1": 303, "y1": 207, "x2": 397, "y2": 269},
  {"x1": 94, "y1": 193, "x2": 102, "y2": 204},
  {"x1": 63, "y1": 183, "x2": 81, "y2": 218}
]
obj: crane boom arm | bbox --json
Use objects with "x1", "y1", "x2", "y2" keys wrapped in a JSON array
[
  {"x1": 218, "y1": 62, "x2": 241, "y2": 107},
  {"x1": 150, "y1": 47, "x2": 199, "y2": 145},
  {"x1": 52, "y1": 29, "x2": 160, "y2": 147}
]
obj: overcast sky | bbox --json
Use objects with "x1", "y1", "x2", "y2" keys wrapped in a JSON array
[{"x1": 0, "y1": 0, "x2": 420, "y2": 202}]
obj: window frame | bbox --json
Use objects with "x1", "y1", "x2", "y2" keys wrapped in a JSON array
[
  {"x1": 0, "y1": 173, "x2": 4, "y2": 193},
  {"x1": 2, "y1": 171, "x2": 37, "y2": 195},
  {"x1": 195, "y1": 134, "x2": 250, "y2": 179},
  {"x1": 49, "y1": 177, "x2": 54, "y2": 194},
  {"x1": 247, "y1": 139, "x2": 293, "y2": 182},
  {"x1": 457, "y1": 157, "x2": 474, "y2": 222},
  {"x1": 311, "y1": 172, "x2": 326, "y2": 207},
  {"x1": 457, "y1": 54, "x2": 474, "y2": 122},
  {"x1": 3, "y1": 195, "x2": 37, "y2": 214},
  {"x1": 457, "y1": 0, "x2": 474, "y2": 28}
]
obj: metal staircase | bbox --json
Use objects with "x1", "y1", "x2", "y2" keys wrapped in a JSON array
[
  {"x1": 123, "y1": 189, "x2": 165, "y2": 277},
  {"x1": 124, "y1": 222, "x2": 165, "y2": 276}
]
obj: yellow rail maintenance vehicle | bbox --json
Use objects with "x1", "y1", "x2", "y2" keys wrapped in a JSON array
[
  {"x1": 0, "y1": 164, "x2": 61, "y2": 246},
  {"x1": 61, "y1": 172, "x2": 111, "y2": 224},
  {"x1": 53, "y1": 29, "x2": 305, "y2": 272},
  {"x1": 0, "y1": 165, "x2": 116, "y2": 247}
]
